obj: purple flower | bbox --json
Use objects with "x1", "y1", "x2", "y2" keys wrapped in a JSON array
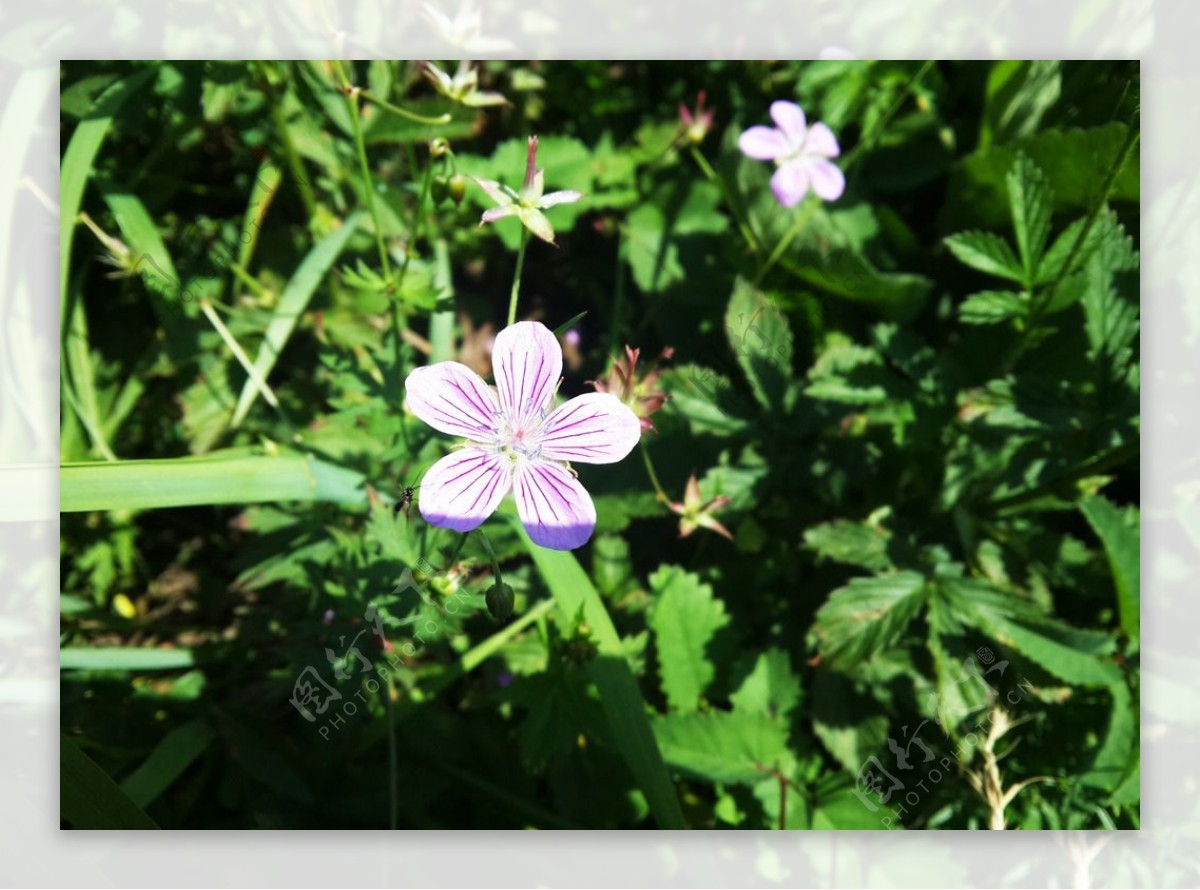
[
  {"x1": 738, "y1": 101, "x2": 844, "y2": 207},
  {"x1": 404, "y1": 321, "x2": 642, "y2": 551}
]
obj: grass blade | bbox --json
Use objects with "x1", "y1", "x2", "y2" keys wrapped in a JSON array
[
  {"x1": 508, "y1": 516, "x2": 686, "y2": 829},
  {"x1": 120, "y1": 720, "x2": 215, "y2": 809},
  {"x1": 61, "y1": 734, "x2": 160, "y2": 829},
  {"x1": 60, "y1": 647, "x2": 195, "y2": 671},
  {"x1": 61, "y1": 451, "x2": 370, "y2": 513},
  {"x1": 231, "y1": 213, "x2": 362, "y2": 426}
]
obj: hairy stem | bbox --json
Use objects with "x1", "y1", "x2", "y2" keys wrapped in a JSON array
[{"x1": 507, "y1": 227, "x2": 529, "y2": 327}]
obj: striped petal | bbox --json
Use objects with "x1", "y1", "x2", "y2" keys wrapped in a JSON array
[
  {"x1": 491, "y1": 321, "x2": 562, "y2": 426},
  {"x1": 405, "y1": 362, "x2": 502, "y2": 442},
  {"x1": 514, "y1": 459, "x2": 597, "y2": 551},
  {"x1": 418, "y1": 448, "x2": 512, "y2": 533},
  {"x1": 537, "y1": 392, "x2": 641, "y2": 464}
]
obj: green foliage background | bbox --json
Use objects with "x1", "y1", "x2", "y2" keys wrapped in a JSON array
[{"x1": 60, "y1": 60, "x2": 1139, "y2": 830}]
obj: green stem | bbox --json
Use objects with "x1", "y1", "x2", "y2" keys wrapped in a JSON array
[
  {"x1": 475, "y1": 527, "x2": 504, "y2": 585},
  {"x1": 507, "y1": 227, "x2": 529, "y2": 327},
  {"x1": 359, "y1": 89, "x2": 452, "y2": 126},
  {"x1": 985, "y1": 440, "x2": 1138, "y2": 512},
  {"x1": 608, "y1": 230, "x2": 627, "y2": 356},
  {"x1": 398, "y1": 155, "x2": 435, "y2": 291},
  {"x1": 460, "y1": 598, "x2": 554, "y2": 672},
  {"x1": 689, "y1": 144, "x2": 761, "y2": 255},
  {"x1": 262, "y1": 68, "x2": 319, "y2": 228},
  {"x1": 333, "y1": 61, "x2": 394, "y2": 289},
  {"x1": 640, "y1": 441, "x2": 670, "y2": 505},
  {"x1": 753, "y1": 199, "x2": 818, "y2": 286}
]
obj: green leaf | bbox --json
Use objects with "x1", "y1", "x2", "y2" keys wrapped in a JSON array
[
  {"x1": 510, "y1": 514, "x2": 685, "y2": 829},
  {"x1": 61, "y1": 734, "x2": 159, "y2": 829},
  {"x1": 61, "y1": 451, "x2": 371, "y2": 513},
  {"x1": 804, "y1": 519, "x2": 894, "y2": 571},
  {"x1": 991, "y1": 619, "x2": 1122, "y2": 688},
  {"x1": 120, "y1": 720, "x2": 215, "y2": 808},
  {"x1": 662, "y1": 364, "x2": 754, "y2": 434},
  {"x1": 725, "y1": 278, "x2": 793, "y2": 410},
  {"x1": 60, "y1": 647, "x2": 195, "y2": 671},
  {"x1": 945, "y1": 231, "x2": 1025, "y2": 284},
  {"x1": 730, "y1": 648, "x2": 802, "y2": 719},
  {"x1": 231, "y1": 213, "x2": 362, "y2": 426},
  {"x1": 1080, "y1": 495, "x2": 1140, "y2": 647},
  {"x1": 811, "y1": 669, "x2": 889, "y2": 772},
  {"x1": 652, "y1": 711, "x2": 788, "y2": 785},
  {"x1": 813, "y1": 572, "x2": 927, "y2": 670},
  {"x1": 958, "y1": 289, "x2": 1027, "y2": 325},
  {"x1": 60, "y1": 68, "x2": 154, "y2": 311},
  {"x1": 649, "y1": 565, "x2": 730, "y2": 713},
  {"x1": 1006, "y1": 153, "x2": 1053, "y2": 279}
]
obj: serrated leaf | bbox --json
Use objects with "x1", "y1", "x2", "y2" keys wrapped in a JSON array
[
  {"x1": 649, "y1": 565, "x2": 729, "y2": 713},
  {"x1": 811, "y1": 669, "x2": 889, "y2": 772},
  {"x1": 1080, "y1": 495, "x2": 1140, "y2": 648},
  {"x1": 813, "y1": 572, "x2": 927, "y2": 669},
  {"x1": 1006, "y1": 153, "x2": 1053, "y2": 278},
  {"x1": 730, "y1": 649, "x2": 801, "y2": 718},
  {"x1": 945, "y1": 231, "x2": 1025, "y2": 284},
  {"x1": 725, "y1": 278, "x2": 793, "y2": 410},
  {"x1": 652, "y1": 711, "x2": 788, "y2": 784},
  {"x1": 804, "y1": 519, "x2": 894, "y2": 571},
  {"x1": 662, "y1": 364, "x2": 754, "y2": 434},
  {"x1": 958, "y1": 289, "x2": 1028, "y2": 325}
]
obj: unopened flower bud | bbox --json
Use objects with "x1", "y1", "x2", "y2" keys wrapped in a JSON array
[
  {"x1": 447, "y1": 173, "x2": 467, "y2": 205},
  {"x1": 486, "y1": 582, "x2": 514, "y2": 620},
  {"x1": 429, "y1": 137, "x2": 451, "y2": 158}
]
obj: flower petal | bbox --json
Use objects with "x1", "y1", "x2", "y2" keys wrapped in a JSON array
[
  {"x1": 738, "y1": 125, "x2": 789, "y2": 160},
  {"x1": 770, "y1": 160, "x2": 809, "y2": 207},
  {"x1": 806, "y1": 158, "x2": 846, "y2": 201},
  {"x1": 491, "y1": 320, "x2": 563, "y2": 425},
  {"x1": 405, "y1": 361, "x2": 502, "y2": 441},
  {"x1": 514, "y1": 459, "x2": 597, "y2": 550},
  {"x1": 770, "y1": 101, "x2": 807, "y2": 150},
  {"x1": 418, "y1": 447, "x2": 512, "y2": 533},
  {"x1": 539, "y1": 189, "x2": 583, "y2": 208},
  {"x1": 518, "y1": 207, "x2": 557, "y2": 244},
  {"x1": 481, "y1": 204, "x2": 520, "y2": 224},
  {"x1": 471, "y1": 176, "x2": 513, "y2": 206},
  {"x1": 803, "y1": 122, "x2": 841, "y2": 158},
  {"x1": 537, "y1": 392, "x2": 642, "y2": 464}
]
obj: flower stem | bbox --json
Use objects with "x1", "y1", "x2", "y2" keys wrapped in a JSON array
[
  {"x1": 640, "y1": 441, "x2": 670, "y2": 505},
  {"x1": 753, "y1": 198, "x2": 818, "y2": 286},
  {"x1": 689, "y1": 144, "x2": 762, "y2": 255},
  {"x1": 507, "y1": 227, "x2": 529, "y2": 327},
  {"x1": 398, "y1": 153, "x2": 435, "y2": 292},
  {"x1": 262, "y1": 69, "x2": 319, "y2": 230},
  {"x1": 475, "y1": 527, "x2": 504, "y2": 586},
  {"x1": 359, "y1": 89, "x2": 452, "y2": 126},
  {"x1": 333, "y1": 61, "x2": 394, "y2": 289}
]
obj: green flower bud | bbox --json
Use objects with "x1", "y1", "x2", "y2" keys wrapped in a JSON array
[
  {"x1": 429, "y1": 137, "x2": 450, "y2": 158},
  {"x1": 485, "y1": 582, "x2": 514, "y2": 620},
  {"x1": 447, "y1": 173, "x2": 467, "y2": 205}
]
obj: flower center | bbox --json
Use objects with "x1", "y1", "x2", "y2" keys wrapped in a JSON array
[{"x1": 496, "y1": 415, "x2": 544, "y2": 462}]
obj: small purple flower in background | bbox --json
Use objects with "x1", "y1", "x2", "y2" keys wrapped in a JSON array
[
  {"x1": 679, "y1": 90, "x2": 714, "y2": 144},
  {"x1": 739, "y1": 100, "x2": 844, "y2": 207},
  {"x1": 405, "y1": 321, "x2": 641, "y2": 550},
  {"x1": 473, "y1": 136, "x2": 583, "y2": 245}
]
